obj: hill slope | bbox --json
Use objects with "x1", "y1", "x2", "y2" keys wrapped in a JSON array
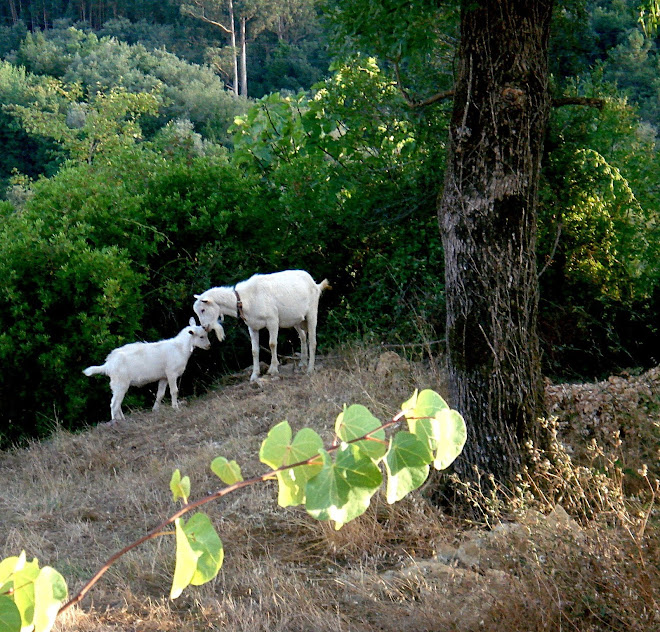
[{"x1": 1, "y1": 349, "x2": 658, "y2": 631}]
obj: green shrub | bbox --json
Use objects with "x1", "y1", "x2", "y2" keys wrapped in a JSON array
[{"x1": 0, "y1": 145, "x2": 282, "y2": 445}]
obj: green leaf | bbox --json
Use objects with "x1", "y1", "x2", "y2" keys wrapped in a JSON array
[
  {"x1": 305, "y1": 445, "x2": 382, "y2": 529},
  {"x1": 0, "y1": 595, "x2": 21, "y2": 632},
  {"x1": 403, "y1": 389, "x2": 449, "y2": 451},
  {"x1": 402, "y1": 389, "x2": 449, "y2": 419},
  {"x1": 33, "y1": 567, "x2": 67, "y2": 632},
  {"x1": 260, "y1": 422, "x2": 324, "y2": 507},
  {"x1": 384, "y1": 431, "x2": 432, "y2": 504},
  {"x1": 170, "y1": 469, "x2": 190, "y2": 503},
  {"x1": 170, "y1": 518, "x2": 201, "y2": 600},
  {"x1": 181, "y1": 513, "x2": 224, "y2": 586},
  {"x1": 210, "y1": 457, "x2": 243, "y2": 485},
  {"x1": 402, "y1": 390, "x2": 466, "y2": 470},
  {"x1": 0, "y1": 554, "x2": 24, "y2": 587},
  {"x1": 259, "y1": 420, "x2": 293, "y2": 469},
  {"x1": 10, "y1": 558, "x2": 40, "y2": 628},
  {"x1": 433, "y1": 409, "x2": 467, "y2": 471},
  {"x1": 274, "y1": 428, "x2": 324, "y2": 508},
  {"x1": 335, "y1": 404, "x2": 387, "y2": 461}
]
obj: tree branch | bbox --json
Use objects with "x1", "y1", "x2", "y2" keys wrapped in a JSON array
[
  {"x1": 181, "y1": 5, "x2": 233, "y2": 34},
  {"x1": 393, "y1": 60, "x2": 454, "y2": 108},
  {"x1": 552, "y1": 97, "x2": 605, "y2": 109},
  {"x1": 57, "y1": 409, "x2": 411, "y2": 616}
]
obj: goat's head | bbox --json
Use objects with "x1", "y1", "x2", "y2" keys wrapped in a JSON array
[
  {"x1": 187, "y1": 317, "x2": 212, "y2": 350},
  {"x1": 193, "y1": 296, "x2": 225, "y2": 342}
]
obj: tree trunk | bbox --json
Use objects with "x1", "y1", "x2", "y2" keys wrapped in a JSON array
[
  {"x1": 240, "y1": 16, "x2": 248, "y2": 97},
  {"x1": 9, "y1": 0, "x2": 18, "y2": 24},
  {"x1": 228, "y1": 0, "x2": 239, "y2": 96},
  {"x1": 438, "y1": 1, "x2": 553, "y2": 490}
]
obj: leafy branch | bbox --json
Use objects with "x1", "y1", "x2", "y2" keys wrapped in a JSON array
[{"x1": 0, "y1": 389, "x2": 465, "y2": 632}]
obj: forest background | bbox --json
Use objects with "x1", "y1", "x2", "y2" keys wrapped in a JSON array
[{"x1": 1, "y1": 0, "x2": 660, "y2": 446}]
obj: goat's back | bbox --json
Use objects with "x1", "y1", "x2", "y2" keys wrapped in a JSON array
[
  {"x1": 104, "y1": 339, "x2": 189, "y2": 386},
  {"x1": 238, "y1": 270, "x2": 324, "y2": 327}
]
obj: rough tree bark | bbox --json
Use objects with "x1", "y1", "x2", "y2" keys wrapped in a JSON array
[{"x1": 438, "y1": 0, "x2": 554, "y2": 489}]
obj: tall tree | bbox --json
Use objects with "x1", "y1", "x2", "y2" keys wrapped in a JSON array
[
  {"x1": 179, "y1": 0, "x2": 240, "y2": 95},
  {"x1": 328, "y1": 0, "x2": 554, "y2": 495},
  {"x1": 438, "y1": 1, "x2": 552, "y2": 488},
  {"x1": 178, "y1": 0, "x2": 281, "y2": 97}
]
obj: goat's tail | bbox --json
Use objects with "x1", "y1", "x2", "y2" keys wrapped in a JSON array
[
  {"x1": 318, "y1": 279, "x2": 332, "y2": 292},
  {"x1": 83, "y1": 364, "x2": 107, "y2": 377}
]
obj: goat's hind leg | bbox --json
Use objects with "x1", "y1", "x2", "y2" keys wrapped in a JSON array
[
  {"x1": 266, "y1": 320, "x2": 280, "y2": 377},
  {"x1": 306, "y1": 311, "x2": 318, "y2": 375},
  {"x1": 109, "y1": 379, "x2": 129, "y2": 421},
  {"x1": 294, "y1": 322, "x2": 309, "y2": 369}
]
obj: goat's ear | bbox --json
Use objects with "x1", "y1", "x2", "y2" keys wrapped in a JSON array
[
  {"x1": 189, "y1": 316, "x2": 196, "y2": 327},
  {"x1": 194, "y1": 294, "x2": 202, "y2": 299}
]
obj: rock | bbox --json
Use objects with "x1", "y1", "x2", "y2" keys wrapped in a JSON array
[{"x1": 373, "y1": 351, "x2": 410, "y2": 376}]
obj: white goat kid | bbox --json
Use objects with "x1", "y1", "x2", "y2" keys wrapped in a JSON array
[
  {"x1": 194, "y1": 269, "x2": 330, "y2": 382},
  {"x1": 83, "y1": 317, "x2": 211, "y2": 421}
]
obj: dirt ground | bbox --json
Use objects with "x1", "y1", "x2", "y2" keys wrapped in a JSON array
[{"x1": 1, "y1": 348, "x2": 658, "y2": 631}]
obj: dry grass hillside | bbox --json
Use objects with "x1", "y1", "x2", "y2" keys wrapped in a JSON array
[{"x1": 1, "y1": 347, "x2": 658, "y2": 631}]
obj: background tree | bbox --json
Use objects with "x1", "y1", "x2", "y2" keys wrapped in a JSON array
[
  {"x1": 438, "y1": 1, "x2": 553, "y2": 489},
  {"x1": 178, "y1": 0, "x2": 241, "y2": 94}
]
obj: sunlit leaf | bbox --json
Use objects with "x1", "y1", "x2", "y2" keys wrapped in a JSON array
[
  {"x1": 335, "y1": 404, "x2": 387, "y2": 461},
  {"x1": 305, "y1": 445, "x2": 382, "y2": 529},
  {"x1": 385, "y1": 431, "x2": 432, "y2": 503},
  {"x1": 33, "y1": 566, "x2": 67, "y2": 632},
  {"x1": 433, "y1": 409, "x2": 467, "y2": 470},
  {"x1": 170, "y1": 518, "x2": 201, "y2": 599},
  {"x1": 169, "y1": 469, "x2": 190, "y2": 503},
  {"x1": 210, "y1": 457, "x2": 243, "y2": 485},
  {"x1": 10, "y1": 558, "x2": 40, "y2": 628},
  {"x1": 404, "y1": 389, "x2": 451, "y2": 451},
  {"x1": 274, "y1": 427, "x2": 324, "y2": 508},
  {"x1": 259, "y1": 420, "x2": 293, "y2": 469},
  {"x1": 0, "y1": 554, "x2": 24, "y2": 587},
  {"x1": 181, "y1": 513, "x2": 224, "y2": 586},
  {"x1": 260, "y1": 422, "x2": 324, "y2": 507}
]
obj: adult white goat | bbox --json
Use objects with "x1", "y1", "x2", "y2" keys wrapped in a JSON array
[
  {"x1": 193, "y1": 269, "x2": 331, "y2": 382},
  {"x1": 83, "y1": 317, "x2": 211, "y2": 421}
]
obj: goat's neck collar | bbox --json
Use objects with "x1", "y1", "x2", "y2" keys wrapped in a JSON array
[{"x1": 234, "y1": 289, "x2": 246, "y2": 321}]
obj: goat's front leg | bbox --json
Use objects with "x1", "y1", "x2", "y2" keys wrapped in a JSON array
[
  {"x1": 167, "y1": 373, "x2": 180, "y2": 409},
  {"x1": 153, "y1": 378, "x2": 168, "y2": 411},
  {"x1": 249, "y1": 327, "x2": 261, "y2": 381}
]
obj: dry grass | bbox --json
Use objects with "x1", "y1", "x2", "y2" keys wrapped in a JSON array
[{"x1": 1, "y1": 346, "x2": 658, "y2": 631}]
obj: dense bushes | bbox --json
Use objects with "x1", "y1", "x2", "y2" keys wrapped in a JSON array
[
  {"x1": 539, "y1": 84, "x2": 660, "y2": 376},
  {"x1": 230, "y1": 58, "x2": 449, "y2": 342},
  {"x1": 0, "y1": 143, "x2": 282, "y2": 444}
]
